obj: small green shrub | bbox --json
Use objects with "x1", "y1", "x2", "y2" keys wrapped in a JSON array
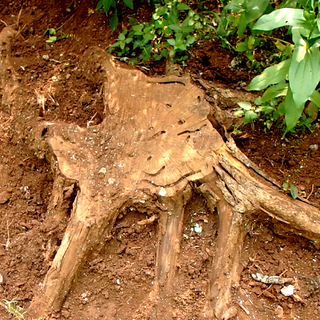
[
  {"x1": 248, "y1": 2, "x2": 320, "y2": 133},
  {"x1": 108, "y1": 0, "x2": 214, "y2": 64},
  {"x1": 217, "y1": 0, "x2": 320, "y2": 132}
]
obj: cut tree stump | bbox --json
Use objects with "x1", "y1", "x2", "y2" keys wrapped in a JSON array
[{"x1": 1, "y1": 27, "x2": 320, "y2": 320}]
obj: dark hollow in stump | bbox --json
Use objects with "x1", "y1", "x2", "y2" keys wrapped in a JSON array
[{"x1": 1, "y1": 27, "x2": 320, "y2": 320}]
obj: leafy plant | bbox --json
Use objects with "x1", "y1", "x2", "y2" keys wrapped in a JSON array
[
  {"x1": 96, "y1": 0, "x2": 133, "y2": 31},
  {"x1": 223, "y1": 0, "x2": 270, "y2": 36},
  {"x1": 234, "y1": 101, "x2": 259, "y2": 125},
  {"x1": 43, "y1": 28, "x2": 69, "y2": 43},
  {"x1": 108, "y1": 1, "x2": 213, "y2": 64},
  {"x1": 247, "y1": 1, "x2": 320, "y2": 132},
  {"x1": 2, "y1": 299, "x2": 24, "y2": 319},
  {"x1": 282, "y1": 180, "x2": 299, "y2": 199},
  {"x1": 234, "y1": 96, "x2": 283, "y2": 129}
]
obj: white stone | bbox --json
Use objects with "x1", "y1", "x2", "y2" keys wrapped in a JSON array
[{"x1": 281, "y1": 285, "x2": 294, "y2": 296}]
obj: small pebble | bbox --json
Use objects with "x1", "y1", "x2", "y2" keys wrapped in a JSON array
[
  {"x1": 309, "y1": 144, "x2": 318, "y2": 151},
  {"x1": 281, "y1": 285, "x2": 294, "y2": 296},
  {"x1": 42, "y1": 55, "x2": 50, "y2": 61}
]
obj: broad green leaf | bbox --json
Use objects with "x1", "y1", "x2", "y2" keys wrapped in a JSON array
[
  {"x1": 103, "y1": 0, "x2": 113, "y2": 12},
  {"x1": 224, "y1": 2, "x2": 243, "y2": 13},
  {"x1": 236, "y1": 41, "x2": 248, "y2": 52},
  {"x1": 248, "y1": 59, "x2": 291, "y2": 91},
  {"x1": 181, "y1": 17, "x2": 190, "y2": 28},
  {"x1": 279, "y1": 0, "x2": 299, "y2": 9},
  {"x1": 156, "y1": 6, "x2": 168, "y2": 16},
  {"x1": 167, "y1": 39, "x2": 176, "y2": 46},
  {"x1": 253, "y1": 8, "x2": 307, "y2": 31},
  {"x1": 177, "y1": 3, "x2": 190, "y2": 11},
  {"x1": 244, "y1": 110, "x2": 259, "y2": 124},
  {"x1": 234, "y1": 109, "x2": 245, "y2": 117},
  {"x1": 186, "y1": 36, "x2": 195, "y2": 46},
  {"x1": 110, "y1": 11, "x2": 119, "y2": 31},
  {"x1": 237, "y1": 101, "x2": 252, "y2": 110},
  {"x1": 132, "y1": 24, "x2": 144, "y2": 35},
  {"x1": 96, "y1": 0, "x2": 103, "y2": 10},
  {"x1": 195, "y1": 22, "x2": 202, "y2": 29},
  {"x1": 245, "y1": 0, "x2": 270, "y2": 23},
  {"x1": 284, "y1": 86, "x2": 305, "y2": 132},
  {"x1": 123, "y1": 0, "x2": 133, "y2": 9},
  {"x1": 262, "y1": 83, "x2": 288, "y2": 102},
  {"x1": 46, "y1": 36, "x2": 57, "y2": 43},
  {"x1": 237, "y1": 14, "x2": 247, "y2": 36},
  {"x1": 169, "y1": 8, "x2": 179, "y2": 25},
  {"x1": 247, "y1": 35, "x2": 256, "y2": 49},
  {"x1": 143, "y1": 31, "x2": 154, "y2": 41},
  {"x1": 154, "y1": 20, "x2": 163, "y2": 29},
  {"x1": 289, "y1": 28, "x2": 320, "y2": 107},
  {"x1": 317, "y1": 17, "x2": 320, "y2": 32},
  {"x1": 309, "y1": 90, "x2": 320, "y2": 107},
  {"x1": 290, "y1": 184, "x2": 298, "y2": 199},
  {"x1": 180, "y1": 26, "x2": 193, "y2": 34},
  {"x1": 96, "y1": 0, "x2": 112, "y2": 12},
  {"x1": 161, "y1": 49, "x2": 168, "y2": 57},
  {"x1": 169, "y1": 48, "x2": 175, "y2": 57}
]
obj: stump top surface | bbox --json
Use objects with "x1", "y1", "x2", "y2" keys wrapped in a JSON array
[{"x1": 49, "y1": 50, "x2": 224, "y2": 196}]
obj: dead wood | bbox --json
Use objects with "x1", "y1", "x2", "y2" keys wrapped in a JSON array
[
  {"x1": 26, "y1": 49, "x2": 320, "y2": 319},
  {"x1": 2, "y1": 26, "x2": 320, "y2": 319}
]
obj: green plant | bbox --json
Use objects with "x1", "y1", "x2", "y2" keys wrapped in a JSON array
[
  {"x1": 234, "y1": 96, "x2": 282, "y2": 128},
  {"x1": 2, "y1": 299, "x2": 24, "y2": 319},
  {"x1": 96, "y1": 0, "x2": 133, "y2": 31},
  {"x1": 108, "y1": 1, "x2": 213, "y2": 64},
  {"x1": 282, "y1": 179, "x2": 299, "y2": 199},
  {"x1": 214, "y1": 0, "x2": 271, "y2": 49},
  {"x1": 223, "y1": 0, "x2": 270, "y2": 36},
  {"x1": 247, "y1": 1, "x2": 320, "y2": 132},
  {"x1": 234, "y1": 100, "x2": 260, "y2": 125},
  {"x1": 43, "y1": 27, "x2": 69, "y2": 43}
]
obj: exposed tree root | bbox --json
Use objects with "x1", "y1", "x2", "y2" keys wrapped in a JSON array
[{"x1": 1, "y1": 26, "x2": 320, "y2": 320}]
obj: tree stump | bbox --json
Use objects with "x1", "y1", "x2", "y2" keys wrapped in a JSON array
[{"x1": 1, "y1": 27, "x2": 320, "y2": 320}]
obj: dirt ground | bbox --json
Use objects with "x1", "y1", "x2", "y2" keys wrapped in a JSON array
[{"x1": 1, "y1": 1, "x2": 320, "y2": 319}]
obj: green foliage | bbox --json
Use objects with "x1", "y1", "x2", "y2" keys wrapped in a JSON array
[
  {"x1": 223, "y1": 0, "x2": 270, "y2": 36},
  {"x1": 215, "y1": 0, "x2": 320, "y2": 132},
  {"x1": 43, "y1": 28, "x2": 69, "y2": 43},
  {"x1": 249, "y1": 4, "x2": 320, "y2": 132},
  {"x1": 108, "y1": 1, "x2": 213, "y2": 64},
  {"x1": 96, "y1": 0, "x2": 133, "y2": 31},
  {"x1": 234, "y1": 97, "x2": 284, "y2": 130},
  {"x1": 100, "y1": 0, "x2": 320, "y2": 133},
  {"x1": 282, "y1": 180, "x2": 298, "y2": 199},
  {"x1": 2, "y1": 299, "x2": 25, "y2": 319}
]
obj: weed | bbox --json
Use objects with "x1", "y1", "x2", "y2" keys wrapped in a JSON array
[
  {"x1": 246, "y1": 1, "x2": 320, "y2": 132},
  {"x1": 282, "y1": 179, "x2": 299, "y2": 199},
  {"x1": 214, "y1": 0, "x2": 320, "y2": 132},
  {"x1": 1, "y1": 299, "x2": 24, "y2": 319},
  {"x1": 43, "y1": 27, "x2": 69, "y2": 43},
  {"x1": 108, "y1": 0, "x2": 214, "y2": 64}
]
